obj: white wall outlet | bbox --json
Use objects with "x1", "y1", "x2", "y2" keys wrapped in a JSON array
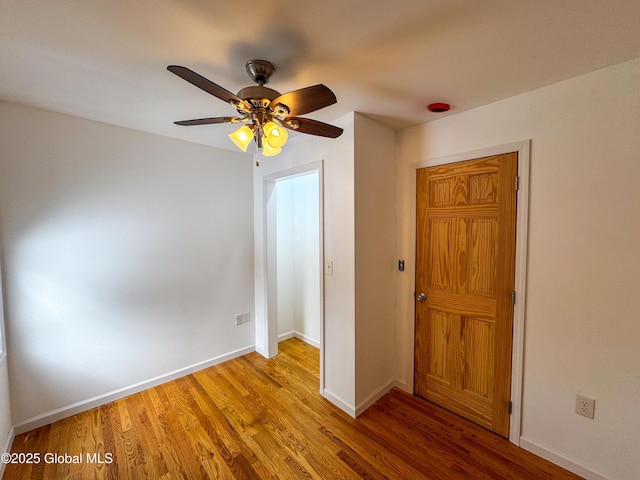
[
  {"x1": 575, "y1": 394, "x2": 595, "y2": 419},
  {"x1": 325, "y1": 260, "x2": 333, "y2": 276},
  {"x1": 235, "y1": 312, "x2": 250, "y2": 326}
]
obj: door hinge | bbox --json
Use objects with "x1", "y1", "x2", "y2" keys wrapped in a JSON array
[
  {"x1": 515, "y1": 176, "x2": 520, "y2": 191},
  {"x1": 511, "y1": 290, "x2": 516, "y2": 305},
  {"x1": 508, "y1": 401, "x2": 513, "y2": 414}
]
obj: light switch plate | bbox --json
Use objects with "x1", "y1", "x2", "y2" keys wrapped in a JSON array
[{"x1": 325, "y1": 260, "x2": 333, "y2": 276}]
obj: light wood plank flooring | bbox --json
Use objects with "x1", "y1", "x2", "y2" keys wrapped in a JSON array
[{"x1": 4, "y1": 338, "x2": 583, "y2": 479}]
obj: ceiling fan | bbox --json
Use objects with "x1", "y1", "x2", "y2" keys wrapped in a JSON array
[{"x1": 168, "y1": 60, "x2": 343, "y2": 164}]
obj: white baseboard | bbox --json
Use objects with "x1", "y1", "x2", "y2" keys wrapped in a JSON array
[
  {"x1": 520, "y1": 437, "x2": 614, "y2": 480},
  {"x1": 293, "y1": 332, "x2": 320, "y2": 348},
  {"x1": 393, "y1": 379, "x2": 410, "y2": 394},
  {"x1": 355, "y1": 379, "x2": 403, "y2": 417},
  {"x1": 322, "y1": 389, "x2": 356, "y2": 418},
  {"x1": 0, "y1": 426, "x2": 15, "y2": 479},
  {"x1": 278, "y1": 331, "x2": 295, "y2": 342},
  {"x1": 323, "y1": 379, "x2": 407, "y2": 419},
  {"x1": 278, "y1": 331, "x2": 320, "y2": 349},
  {"x1": 14, "y1": 345, "x2": 255, "y2": 435}
]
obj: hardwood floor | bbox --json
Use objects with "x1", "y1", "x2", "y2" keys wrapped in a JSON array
[{"x1": 4, "y1": 338, "x2": 582, "y2": 479}]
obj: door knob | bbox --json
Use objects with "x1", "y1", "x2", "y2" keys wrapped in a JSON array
[{"x1": 416, "y1": 292, "x2": 426, "y2": 301}]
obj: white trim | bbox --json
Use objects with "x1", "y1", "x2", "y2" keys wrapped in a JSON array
[
  {"x1": 262, "y1": 179, "x2": 279, "y2": 358},
  {"x1": 278, "y1": 331, "x2": 296, "y2": 342},
  {"x1": 0, "y1": 347, "x2": 11, "y2": 480},
  {"x1": 262, "y1": 163, "x2": 323, "y2": 183},
  {"x1": 262, "y1": 161, "x2": 325, "y2": 394},
  {"x1": 409, "y1": 140, "x2": 531, "y2": 445},
  {"x1": 293, "y1": 332, "x2": 320, "y2": 349},
  {"x1": 13, "y1": 345, "x2": 255, "y2": 434},
  {"x1": 392, "y1": 378, "x2": 409, "y2": 393},
  {"x1": 0, "y1": 259, "x2": 7, "y2": 357},
  {"x1": 278, "y1": 331, "x2": 321, "y2": 349},
  {"x1": 0, "y1": 426, "x2": 15, "y2": 478},
  {"x1": 322, "y1": 389, "x2": 356, "y2": 418},
  {"x1": 509, "y1": 141, "x2": 530, "y2": 443},
  {"x1": 355, "y1": 380, "x2": 405, "y2": 417},
  {"x1": 520, "y1": 437, "x2": 614, "y2": 480}
]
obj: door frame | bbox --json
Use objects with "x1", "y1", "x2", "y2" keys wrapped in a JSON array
[
  {"x1": 262, "y1": 161, "x2": 325, "y2": 393},
  {"x1": 409, "y1": 141, "x2": 530, "y2": 444}
]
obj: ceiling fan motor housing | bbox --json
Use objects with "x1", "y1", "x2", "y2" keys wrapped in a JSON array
[
  {"x1": 236, "y1": 86, "x2": 282, "y2": 116},
  {"x1": 237, "y1": 86, "x2": 280, "y2": 104}
]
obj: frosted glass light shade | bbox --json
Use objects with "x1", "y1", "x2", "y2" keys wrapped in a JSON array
[
  {"x1": 264, "y1": 122, "x2": 288, "y2": 149},
  {"x1": 228, "y1": 125, "x2": 253, "y2": 152},
  {"x1": 261, "y1": 140, "x2": 282, "y2": 157}
]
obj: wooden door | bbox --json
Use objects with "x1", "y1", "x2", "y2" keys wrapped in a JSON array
[{"x1": 414, "y1": 153, "x2": 517, "y2": 437}]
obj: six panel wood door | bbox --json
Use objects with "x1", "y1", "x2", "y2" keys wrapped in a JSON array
[{"x1": 414, "y1": 153, "x2": 517, "y2": 437}]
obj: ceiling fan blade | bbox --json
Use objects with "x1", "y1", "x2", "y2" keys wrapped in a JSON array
[
  {"x1": 270, "y1": 85, "x2": 337, "y2": 117},
  {"x1": 167, "y1": 65, "x2": 248, "y2": 108},
  {"x1": 173, "y1": 116, "x2": 242, "y2": 126},
  {"x1": 285, "y1": 117, "x2": 343, "y2": 138}
]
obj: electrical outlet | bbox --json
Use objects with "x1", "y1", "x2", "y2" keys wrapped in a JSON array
[
  {"x1": 575, "y1": 394, "x2": 595, "y2": 419},
  {"x1": 235, "y1": 312, "x2": 250, "y2": 326}
]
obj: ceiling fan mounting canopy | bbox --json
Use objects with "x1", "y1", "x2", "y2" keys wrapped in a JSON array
[
  {"x1": 167, "y1": 59, "x2": 342, "y2": 163},
  {"x1": 245, "y1": 59, "x2": 275, "y2": 85}
]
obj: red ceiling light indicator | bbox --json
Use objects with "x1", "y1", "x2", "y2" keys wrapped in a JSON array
[{"x1": 427, "y1": 102, "x2": 450, "y2": 113}]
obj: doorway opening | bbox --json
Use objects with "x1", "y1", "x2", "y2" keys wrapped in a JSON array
[
  {"x1": 264, "y1": 162, "x2": 324, "y2": 392},
  {"x1": 275, "y1": 171, "x2": 321, "y2": 346}
]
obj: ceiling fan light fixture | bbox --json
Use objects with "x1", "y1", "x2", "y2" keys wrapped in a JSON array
[
  {"x1": 261, "y1": 140, "x2": 282, "y2": 157},
  {"x1": 228, "y1": 125, "x2": 254, "y2": 152},
  {"x1": 168, "y1": 61, "x2": 342, "y2": 165},
  {"x1": 264, "y1": 121, "x2": 288, "y2": 149}
]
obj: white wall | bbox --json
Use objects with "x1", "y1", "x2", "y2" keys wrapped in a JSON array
[
  {"x1": 254, "y1": 112, "x2": 356, "y2": 411},
  {"x1": 353, "y1": 114, "x2": 398, "y2": 412},
  {"x1": 0, "y1": 102, "x2": 255, "y2": 428},
  {"x1": 276, "y1": 173, "x2": 320, "y2": 345},
  {"x1": 395, "y1": 58, "x2": 640, "y2": 480},
  {"x1": 276, "y1": 179, "x2": 295, "y2": 338}
]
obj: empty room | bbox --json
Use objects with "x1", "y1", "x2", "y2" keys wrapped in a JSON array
[{"x1": 0, "y1": 1, "x2": 639, "y2": 479}]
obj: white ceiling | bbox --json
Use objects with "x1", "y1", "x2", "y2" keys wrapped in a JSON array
[{"x1": 2, "y1": 0, "x2": 640, "y2": 151}]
